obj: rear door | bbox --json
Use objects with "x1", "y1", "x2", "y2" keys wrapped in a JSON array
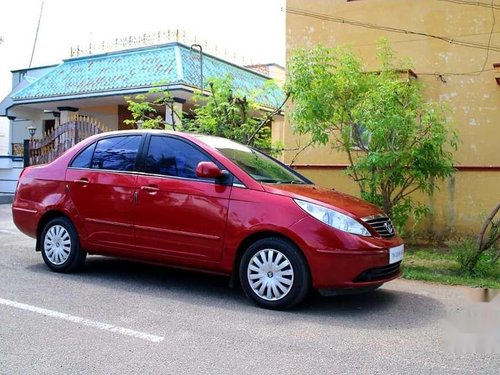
[
  {"x1": 134, "y1": 135, "x2": 231, "y2": 261},
  {"x1": 66, "y1": 134, "x2": 143, "y2": 253}
]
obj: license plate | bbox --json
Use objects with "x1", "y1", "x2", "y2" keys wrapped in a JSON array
[{"x1": 389, "y1": 244, "x2": 404, "y2": 264}]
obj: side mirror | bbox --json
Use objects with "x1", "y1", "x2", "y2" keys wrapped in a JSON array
[{"x1": 196, "y1": 161, "x2": 224, "y2": 179}]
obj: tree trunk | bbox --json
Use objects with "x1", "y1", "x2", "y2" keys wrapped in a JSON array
[{"x1": 477, "y1": 203, "x2": 500, "y2": 251}]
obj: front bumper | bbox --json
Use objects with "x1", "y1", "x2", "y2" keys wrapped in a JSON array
[
  {"x1": 308, "y1": 249, "x2": 402, "y2": 289},
  {"x1": 287, "y1": 216, "x2": 404, "y2": 290}
]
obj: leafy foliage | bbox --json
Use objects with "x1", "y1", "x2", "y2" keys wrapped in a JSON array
[
  {"x1": 184, "y1": 76, "x2": 282, "y2": 153},
  {"x1": 454, "y1": 204, "x2": 500, "y2": 276},
  {"x1": 124, "y1": 88, "x2": 174, "y2": 129},
  {"x1": 286, "y1": 40, "x2": 458, "y2": 231},
  {"x1": 125, "y1": 76, "x2": 284, "y2": 153},
  {"x1": 403, "y1": 247, "x2": 500, "y2": 289},
  {"x1": 453, "y1": 238, "x2": 495, "y2": 277}
]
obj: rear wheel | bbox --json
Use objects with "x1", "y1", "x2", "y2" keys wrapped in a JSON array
[
  {"x1": 239, "y1": 237, "x2": 310, "y2": 310},
  {"x1": 40, "y1": 217, "x2": 86, "y2": 273}
]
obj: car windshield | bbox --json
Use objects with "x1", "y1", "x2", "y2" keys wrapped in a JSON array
[{"x1": 198, "y1": 136, "x2": 309, "y2": 184}]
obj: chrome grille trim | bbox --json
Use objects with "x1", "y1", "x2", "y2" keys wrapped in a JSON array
[{"x1": 361, "y1": 215, "x2": 396, "y2": 238}]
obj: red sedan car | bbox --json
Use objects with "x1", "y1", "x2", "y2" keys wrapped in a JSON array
[{"x1": 12, "y1": 130, "x2": 404, "y2": 309}]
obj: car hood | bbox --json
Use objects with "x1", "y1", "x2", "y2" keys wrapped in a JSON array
[{"x1": 262, "y1": 184, "x2": 382, "y2": 219}]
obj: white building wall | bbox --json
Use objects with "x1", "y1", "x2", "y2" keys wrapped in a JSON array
[
  {"x1": 0, "y1": 157, "x2": 23, "y2": 194},
  {"x1": 12, "y1": 119, "x2": 36, "y2": 144},
  {"x1": 0, "y1": 118, "x2": 9, "y2": 155}
]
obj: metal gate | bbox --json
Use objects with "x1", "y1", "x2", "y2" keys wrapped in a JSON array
[{"x1": 27, "y1": 116, "x2": 109, "y2": 166}]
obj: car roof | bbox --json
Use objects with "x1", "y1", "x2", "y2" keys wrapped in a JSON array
[{"x1": 96, "y1": 129, "x2": 246, "y2": 150}]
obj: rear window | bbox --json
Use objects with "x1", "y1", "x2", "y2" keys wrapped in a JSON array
[
  {"x1": 91, "y1": 136, "x2": 141, "y2": 171},
  {"x1": 70, "y1": 135, "x2": 141, "y2": 172},
  {"x1": 70, "y1": 143, "x2": 96, "y2": 168}
]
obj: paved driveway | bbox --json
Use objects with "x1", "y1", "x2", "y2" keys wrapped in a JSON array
[{"x1": 0, "y1": 204, "x2": 498, "y2": 374}]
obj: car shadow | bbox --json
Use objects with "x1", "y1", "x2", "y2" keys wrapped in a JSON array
[
  {"x1": 293, "y1": 288, "x2": 442, "y2": 330},
  {"x1": 26, "y1": 256, "x2": 446, "y2": 330}
]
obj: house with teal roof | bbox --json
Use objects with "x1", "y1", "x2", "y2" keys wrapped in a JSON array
[{"x1": 0, "y1": 42, "x2": 284, "y2": 194}]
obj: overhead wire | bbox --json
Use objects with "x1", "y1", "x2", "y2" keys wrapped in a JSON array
[
  {"x1": 417, "y1": 68, "x2": 494, "y2": 77},
  {"x1": 438, "y1": 0, "x2": 500, "y2": 11},
  {"x1": 286, "y1": 6, "x2": 500, "y2": 77},
  {"x1": 479, "y1": 0, "x2": 497, "y2": 73},
  {"x1": 286, "y1": 7, "x2": 500, "y2": 53},
  {"x1": 29, "y1": 0, "x2": 45, "y2": 68}
]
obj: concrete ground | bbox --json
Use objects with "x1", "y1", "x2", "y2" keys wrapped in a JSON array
[
  {"x1": 0, "y1": 193, "x2": 13, "y2": 204},
  {"x1": 0, "y1": 204, "x2": 498, "y2": 374}
]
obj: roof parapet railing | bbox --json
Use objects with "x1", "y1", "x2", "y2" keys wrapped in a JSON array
[{"x1": 69, "y1": 29, "x2": 254, "y2": 66}]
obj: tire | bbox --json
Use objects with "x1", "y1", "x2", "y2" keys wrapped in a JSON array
[
  {"x1": 40, "y1": 217, "x2": 86, "y2": 273},
  {"x1": 239, "y1": 237, "x2": 310, "y2": 310}
]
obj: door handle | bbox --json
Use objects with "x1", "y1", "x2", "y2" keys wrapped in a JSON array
[
  {"x1": 73, "y1": 178, "x2": 89, "y2": 185},
  {"x1": 140, "y1": 185, "x2": 160, "y2": 193}
]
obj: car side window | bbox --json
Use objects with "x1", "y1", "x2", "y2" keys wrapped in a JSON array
[
  {"x1": 70, "y1": 143, "x2": 96, "y2": 168},
  {"x1": 90, "y1": 135, "x2": 141, "y2": 172},
  {"x1": 145, "y1": 136, "x2": 212, "y2": 179}
]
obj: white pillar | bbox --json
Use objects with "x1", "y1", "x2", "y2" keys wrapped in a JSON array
[
  {"x1": 57, "y1": 106, "x2": 79, "y2": 124},
  {"x1": 165, "y1": 98, "x2": 185, "y2": 130}
]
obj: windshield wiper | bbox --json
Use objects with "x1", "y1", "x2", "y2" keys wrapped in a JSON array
[
  {"x1": 276, "y1": 180, "x2": 305, "y2": 184},
  {"x1": 256, "y1": 178, "x2": 281, "y2": 183},
  {"x1": 258, "y1": 179, "x2": 304, "y2": 184}
]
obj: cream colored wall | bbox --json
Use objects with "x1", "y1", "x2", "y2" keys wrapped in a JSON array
[
  {"x1": 272, "y1": 114, "x2": 285, "y2": 158},
  {"x1": 268, "y1": 65, "x2": 286, "y2": 85},
  {"x1": 79, "y1": 105, "x2": 119, "y2": 130},
  {"x1": 285, "y1": 0, "x2": 500, "y2": 238}
]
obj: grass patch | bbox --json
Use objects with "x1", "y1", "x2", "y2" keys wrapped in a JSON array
[{"x1": 402, "y1": 247, "x2": 500, "y2": 289}]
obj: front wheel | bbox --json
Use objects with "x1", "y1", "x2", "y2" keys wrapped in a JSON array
[
  {"x1": 40, "y1": 217, "x2": 86, "y2": 273},
  {"x1": 239, "y1": 237, "x2": 310, "y2": 310}
]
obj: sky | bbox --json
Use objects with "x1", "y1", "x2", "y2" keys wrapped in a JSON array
[{"x1": 0, "y1": 0, "x2": 285, "y2": 148}]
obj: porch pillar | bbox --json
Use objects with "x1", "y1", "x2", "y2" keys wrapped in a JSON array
[
  {"x1": 57, "y1": 106, "x2": 79, "y2": 124},
  {"x1": 165, "y1": 98, "x2": 185, "y2": 130}
]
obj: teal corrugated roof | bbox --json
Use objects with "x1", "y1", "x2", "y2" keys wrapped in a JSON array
[
  {"x1": 13, "y1": 45, "x2": 178, "y2": 100},
  {"x1": 179, "y1": 47, "x2": 282, "y2": 107},
  {"x1": 11, "y1": 42, "x2": 283, "y2": 108},
  {"x1": 180, "y1": 48, "x2": 262, "y2": 92}
]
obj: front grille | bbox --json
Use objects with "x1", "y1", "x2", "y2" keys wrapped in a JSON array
[
  {"x1": 362, "y1": 214, "x2": 396, "y2": 238},
  {"x1": 354, "y1": 261, "x2": 402, "y2": 282}
]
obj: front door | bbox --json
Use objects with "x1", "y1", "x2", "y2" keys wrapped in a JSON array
[
  {"x1": 134, "y1": 135, "x2": 231, "y2": 261},
  {"x1": 66, "y1": 134, "x2": 142, "y2": 253}
]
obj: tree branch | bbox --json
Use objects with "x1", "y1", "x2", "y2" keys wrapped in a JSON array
[
  {"x1": 248, "y1": 92, "x2": 290, "y2": 145},
  {"x1": 392, "y1": 175, "x2": 417, "y2": 204},
  {"x1": 478, "y1": 203, "x2": 500, "y2": 251},
  {"x1": 290, "y1": 138, "x2": 314, "y2": 166}
]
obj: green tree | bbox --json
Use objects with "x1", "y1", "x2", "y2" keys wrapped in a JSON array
[
  {"x1": 124, "y1": 88, "x2": 174, "y2": 129},
  {"x1": 286, "y1": 41, "x2": 458, "y2": 231},
  {"x1": 185, "y1": 76, "x2": 285, "y2": 153},
  {"x1": 125, "y1": 76, "x2": 285, "y2": 153},
  {"x1": 454, "y1": 204, "x2": 500, "y2": 276}
]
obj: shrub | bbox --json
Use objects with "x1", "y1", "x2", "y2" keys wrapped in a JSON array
[{"x1": 453, "y1": 237, "x2": 494, "y2": 277}]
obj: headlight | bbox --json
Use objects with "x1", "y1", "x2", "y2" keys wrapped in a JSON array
[{"x1": 294, "y1": 199, "x2": 371, "y2": 236}]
